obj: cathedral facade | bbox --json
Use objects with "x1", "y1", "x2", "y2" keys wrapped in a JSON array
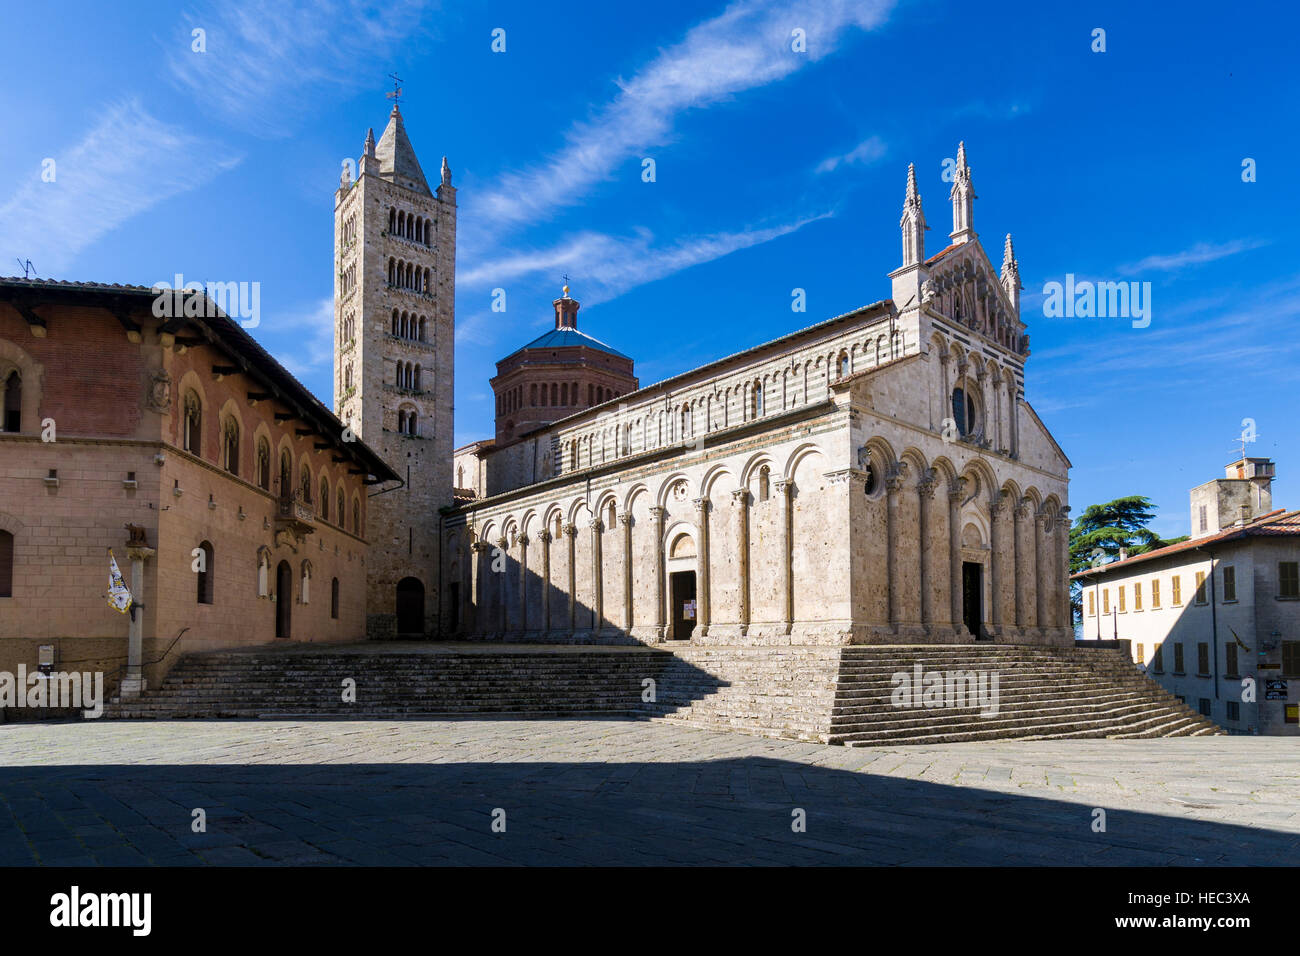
[{"x1": 442, "y1": 145, "x2": 1074, "y2": 647}]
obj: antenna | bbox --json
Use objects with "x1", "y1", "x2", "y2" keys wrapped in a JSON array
[{"x1": 15, "y1": 258, "x2": 35, "y2": 279}]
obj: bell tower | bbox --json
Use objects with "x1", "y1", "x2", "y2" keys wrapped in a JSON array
[{"x1": 333, "y1": 103, "x2": 456, "y2": 637}]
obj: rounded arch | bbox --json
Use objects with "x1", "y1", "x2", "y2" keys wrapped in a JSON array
[
  {"x1": 0, "y1": 335, "x2": 44, "y2": 434},
  {"x1": 930, "y1": 454, "x2": 959, "y2": 488},
  {"x1": 739, "y1": 452, "x2": 778, "y2": 489},
  {"x1": 700, "y1": 464, "x2": 736, "y2": 500},
  {"x1": 1021, "y1": 485, "x2": 1044, "y2": 513},
  {"x1": 654, "y1": 472, "x2": 693, "y2": 509},
  {"x1": 1041, "y1": 493, "x2": 1064, "y2": 519},
  {"x1": 959, "y1": 456, "x2": 999, "y2": 505},
  {"x1": 783, "y1": 441, "x2": 829, "y2": 484},
  {"x1": 622, "y1": 482, "x2": 651, "y2": 514}
]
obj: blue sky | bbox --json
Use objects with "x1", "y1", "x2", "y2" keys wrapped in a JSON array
[{"x1": 1, "y1": 0, "x2": 1295, "y2": 538}]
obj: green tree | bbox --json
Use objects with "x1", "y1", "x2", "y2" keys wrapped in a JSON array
[{"x1": 1069, "y1": 496, "x2": 1187, "y2": 625}]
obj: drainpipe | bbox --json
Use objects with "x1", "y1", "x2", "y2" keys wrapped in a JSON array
[{"x1": 1195, "y1": 545, "x2": 1220, "y2": 701}]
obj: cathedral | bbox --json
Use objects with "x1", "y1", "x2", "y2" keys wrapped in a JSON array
[{"x1": 337, "y1": 112, "x2": 1073, "y2": 647}]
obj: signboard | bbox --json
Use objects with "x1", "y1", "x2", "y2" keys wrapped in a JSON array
[
  {"x1": 683, "y1": 600, "x2": 696, "y2": 621},
  {"x1": 1265, "y1": 679, "x2": 1288, "y2": 701}
]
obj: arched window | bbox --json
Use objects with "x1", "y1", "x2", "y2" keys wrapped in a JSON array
[
  {"x1": 530, "y1": 383, "x2": 537, "y2": 406},
  {"x1": 344, "y1": 363, "x2": 353, "y2": 389},
  {"x1": 407, "y1": 411, "x2": 417, "y2": 436},
  {"x1": 279, "y1": 451, "x2": 291, "y2": 496},
  {"x1": 607, "y1": 501, "x2": 616, "y2": 528},
  {"x1": 752, "y1": 381, "x2": 764, "y2": 419},
  {"x1": 419, "y1": 317, "x2": 427, "y2": 342},
  {"x1": 337, "y1": 488, "x2": 345, "y2": 526},
  {"x1": 2, "y1": 371, "x2": 20, "y2": 432},
  {"x1": 300, "y1": 464, "x2": 312, "y2": 503},
  {"x1": 759, "y1": 465, "x2": 771, "y2": 502},
  {"x1": 952, "y1": 386, "x2": 977, "y2": 437},
  {"x1": 414, "y1": 364, "x2": 421, "y2": 391},
  {"x1": 300, "y1": 561, "x2": 311, "y2": 605},
  {"x1": 391, "y1": 309, "x2": 399, "y2": 336},
  {"x1": 320, "y1": 478, "x2": 330, "y2": 520},
  {"x1": 838, "y1": 351, "x2": 850, "y2": 380},
  {"x1": 0, "y1": 529, "x2": 13, "y2": 597},
  {"x1": 221, "y1": 417, "x2": 239, "y2": 475},
  {"x1": 331, "y1": 577, "x2": 340, "y2": 619},
  {"x1": 680, "y1": 405, "x2": 691, "y2": 438},
  {"x1": 456, "y1": 465, "x2": 464, "y2": 487},
  {"x1": 182, "y1": 391, "x2": 202, "y2": 454},
  {"x1": 196, "y1": 540, "x2": 214, "y2": 604},
  {"x1": 353, "y1": 499, "x2": 361, "y2": 536},
  {"x1": 398, "y1": 410, "x2": 407, "y2": 433}
]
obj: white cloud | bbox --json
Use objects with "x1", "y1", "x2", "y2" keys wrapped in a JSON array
[
  {"x1": 166, "y1": 0, "x2": 435, "y2": 136},
  {"x1": 459, "y1": 211, "x2": 832, "y2": 321},
  {"x1": 814, "y1": 135, "x2": 886, "y2": 174},
  {"x1": 1121, "y1": 239, "x2": 1267, "y2": 275},
  {"x1": 0, "y1": 99, "x2": 240, "y2": 277},
  {"x1": 264, "y1": 295, "x2": 335, "y2": 383},
  {"x1": 470, "y1": 0, "x2": 894, "y2": 233}
]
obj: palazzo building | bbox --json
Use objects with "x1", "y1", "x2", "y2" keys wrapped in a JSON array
[
  {"x1": 445, "y1": 145, "x2": 1074, "y2": 647},
  {"x1": 0, "y1": 278, "x2": 397, "y2": 696}
]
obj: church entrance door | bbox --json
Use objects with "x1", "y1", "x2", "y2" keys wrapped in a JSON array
[
  {"x1": 275, "y1": 561, "x2": 292, "y2": 639},
  {"x1": 396, "y1": 577, "x2": 425, "y2": 637},
  {"x1": 669, "y1": 571, "x2": 697, "y2": 641},
  {"x1": 961, "y1": 561, "x2": 984, "y2": 640}
]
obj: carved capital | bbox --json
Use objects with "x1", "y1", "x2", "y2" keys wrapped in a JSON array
[
  {"x1": 774, "y1": 479, "x2": 793, "y2": 497},
  {"x1": 885, "y1": 461, "x2": 909, "y2": 494},
  {"x1": 496, "y1": 537, "x2": 508, "y2": 551},
  {"x1": 648, "y1": 505, "x2": 665, "y2": 521},
  {"x1": 589, "y1": 518, "x2": 604, "y2": 533},
  {"x1": 947, "y1": 475, "x2": 969, "y2": 503},
  {"x1": 618, "y1": 513, "x2": 633, "y2": 528},
  {"x1": 731, "y1": 488, "x2": 750, "y2": 507},
  {"x1": 988, "y1": 490, "x2": 1009, "y2": 516},
  {"x1": 539, "y1": 530, "x2": 553, "y2": 545},
  {"x1": 518, "y1": 534, "x2": 530, "y2": 547},
  {"x1": 916, "y1": 468, "x2": 937, "y2": 500},
  {"x1": 692, "y1": 496, "x2": 709, "y2": 513},
  {"x1": 563, "y1": 523, "x2": 578, "y2": 538}
]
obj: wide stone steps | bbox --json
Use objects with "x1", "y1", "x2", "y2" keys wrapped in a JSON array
[{"x1": 103, "y1": 642, "x2": 1226, "y2": 745}]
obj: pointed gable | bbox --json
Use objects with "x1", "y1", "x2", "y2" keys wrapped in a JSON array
[{"x1": 374, "y1": 105, "x2": 431, "y2": 195}]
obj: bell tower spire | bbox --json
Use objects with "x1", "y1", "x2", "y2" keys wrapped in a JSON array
[{"x1": 949, "y1": 141, "x2": 976, "y2": 244}]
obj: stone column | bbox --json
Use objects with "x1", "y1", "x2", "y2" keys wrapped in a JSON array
[
  {"x1": 590, "y1": 518, "x2": 604, "y2": 632},
  {"x1": 539, "y1": 530, "x2": 552, "y2": 635},
  {"x1": 1034, "y1": 512, "x2": 1049, "y2": 632},
  {"x1": 884, "y1": 464, "x2": 909, "y2": 629},
  {"x1": 917, "y1": 470, "x2": 936, "y2": 633},
  {"x1": 1056, "y1": 511, "x2": 1072, "y2": 630},
  {"x1": 938, "y1": 351, "x2": 951, "y2": 433},
  {"x1": 650, "y1": 506, "x2": 666, "y2": 640},
  {"x1": 470, "y1": 541, "x2": 487, "y2": 635},
  {"x1": 692, "y1": 497, "x2": 710, "y2": 636},
  {"x1": 948, "y1": 477, "x2": 967, "y2": 635},
  {"x1": 732, "y1": 488, "x2": 751, "y2": 634},
  {"x1": 120, "y1": 545, "x2": 155, "y2": 698},
  {"x1": 564, "y1": 523, "x2": 577, "y2": 634},
  {"x1": 619, "y1": 513, "x2": 633, "y2": 631},
  {"x1": 775, "y1": 479, "x2": 793, "y2": 634},
  {"x1": 1013, "y1": 496, "x2": 1029, "y2": 629},
  {"x1": 988, "y1": 492, "x2": 1007, "y2": 635},
  {"x1": 496, "y1": 537, "x2": 508, "y2": 635},
  {"x1": 517, "y1": 533, "x2": 529, "y2": 633}
]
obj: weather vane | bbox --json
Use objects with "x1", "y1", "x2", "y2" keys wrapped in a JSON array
[{"x1": 386, "y1": 73, "x2": 403, "y2": 105}]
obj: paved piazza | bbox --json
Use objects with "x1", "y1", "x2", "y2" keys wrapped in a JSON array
[{"x1": 0, "y1": 719, "x2": 1296, "y2": 866}]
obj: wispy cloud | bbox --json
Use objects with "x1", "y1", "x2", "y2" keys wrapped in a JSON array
[
  {"x1": 1121, "y1": 239, "x2": 1268, "y2": 275},
  {"x1": 461, "y1": 212, "x2": 831, "y2": 305},
  {"x1": 814, "y1": 135, "x2": 886, "y2": 174},
  {"x1": 166, "y1": 0, "x2": 435, "y2": 136},
  {"x1": 951, "y1": 96, "x2": 1035, "y2": 121},
  {"x1": 264, "y1": 295, "x2": 335, "y2": 383},
  {"x1": 470, "y1": 0, "x2": 894, "y2": 234},
  {"x1": 0, "y1": 99, "x2": 240, "y2": 277}
]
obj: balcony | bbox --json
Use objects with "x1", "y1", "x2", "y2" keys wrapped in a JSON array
[{"x1": 275, "y1": 491, "x2": 316, "y2": 537}]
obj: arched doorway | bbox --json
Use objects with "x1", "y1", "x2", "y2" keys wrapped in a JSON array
[
  {"x1": 396, "y1": 577, "x2": 425, "y2": 637},
  {"x1": 666, "y1": 531, "x2": 697, "y2": 641},
  {"x1": 275, "y1": 560, "x2": 292, "y2": 638}
]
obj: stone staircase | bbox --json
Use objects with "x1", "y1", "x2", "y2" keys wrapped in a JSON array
[
  {"x1": 103, "y1": 642, "x2": 1224, "y2": 745},
  {"x1": 104, "y1": 645, "x2": 687, "y2": 720},
  {"x1": 826, "y1": 645, "x2": 1224, "y2": 746}
]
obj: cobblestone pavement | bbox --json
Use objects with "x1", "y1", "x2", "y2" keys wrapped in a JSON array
[{"x1": 0, "y1": 718, "x2": 1296, "y2": 865}]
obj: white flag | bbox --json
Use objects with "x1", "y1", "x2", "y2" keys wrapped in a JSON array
[{"x1": 107, "y1": 549, "x2": 132, "y2": 613}]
